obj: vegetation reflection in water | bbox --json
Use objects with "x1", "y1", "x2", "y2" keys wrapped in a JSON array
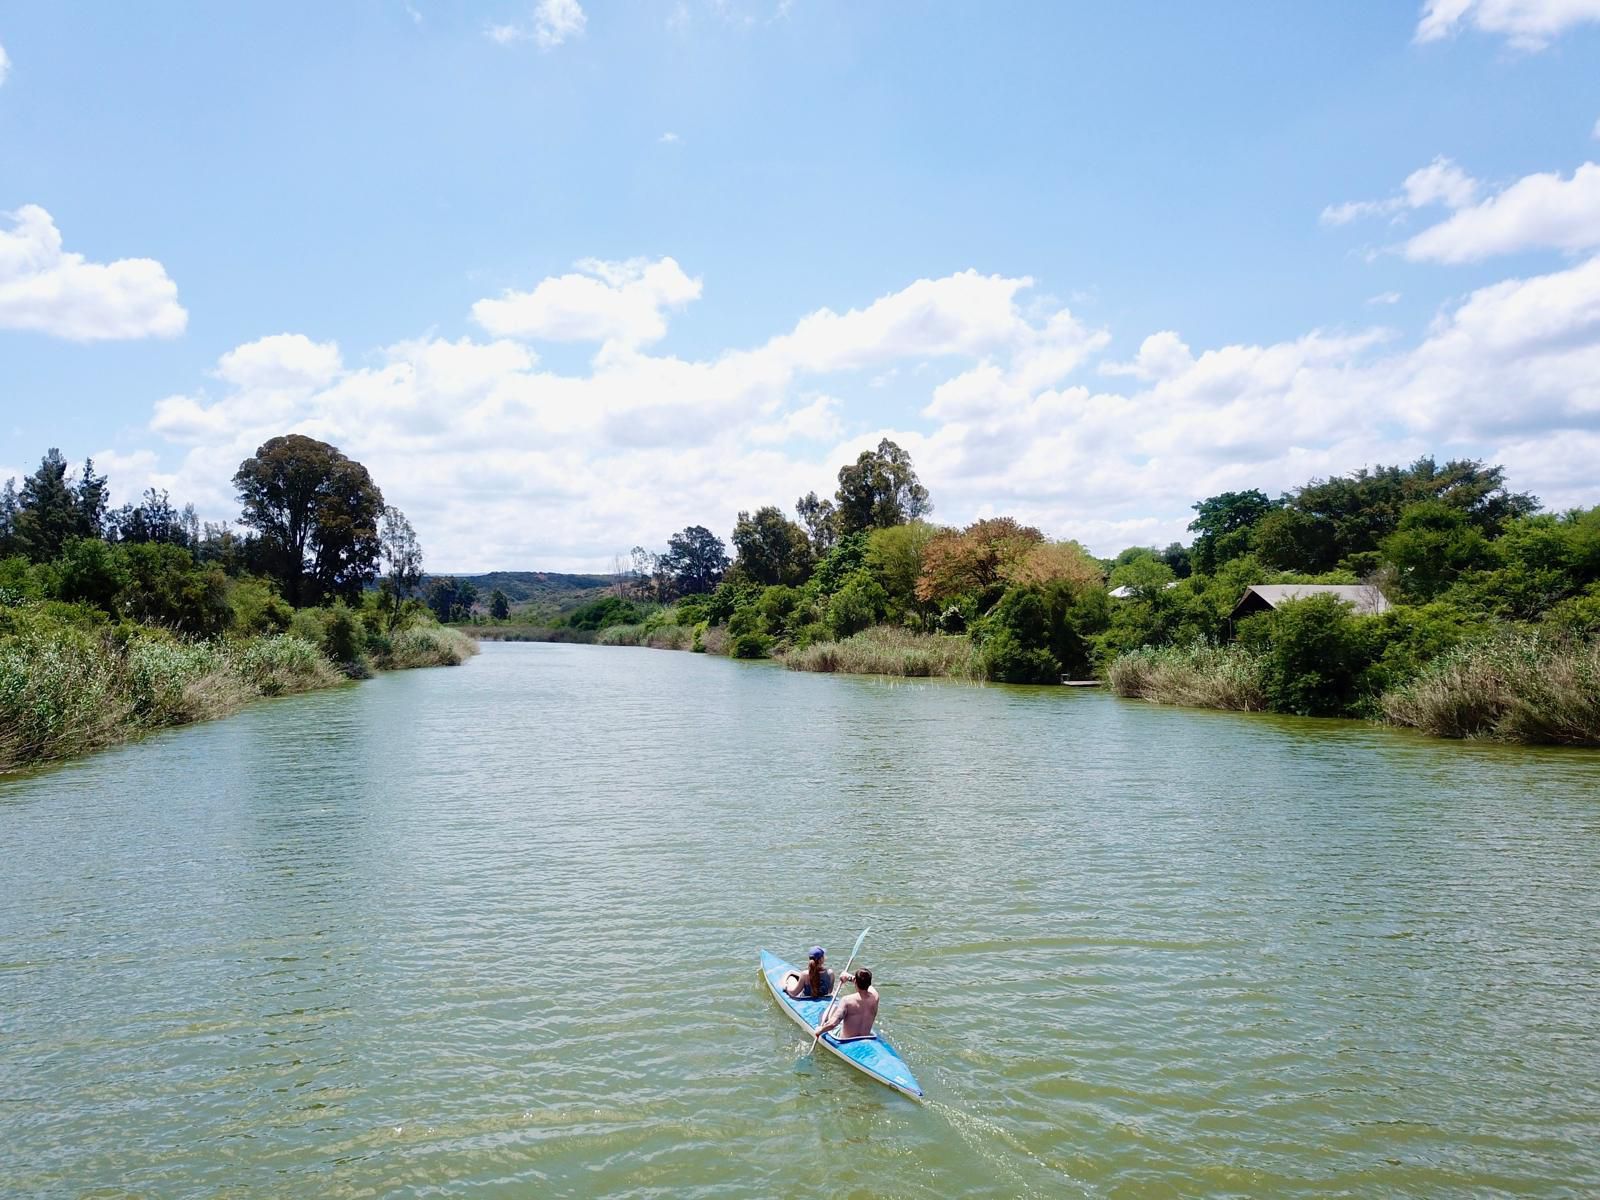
[{"x1": 2, "y1": 642, "x2": 1597, "y2": 1197}]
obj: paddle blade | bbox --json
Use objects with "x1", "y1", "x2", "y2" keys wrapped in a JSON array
[{"x1": 847, "y1": 927, "x2": 869, "y2": 964}]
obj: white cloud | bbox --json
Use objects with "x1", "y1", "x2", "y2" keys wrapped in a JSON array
[
  {"x1": 134, "y1": 255, "x2": 1600, "y2": 569},
  {"x1": 1593, "y1": 116, "x2": 1600, "y2": 139},
  {"x1": 1405, "y1": 161, "x2": 1600, "y2": 262},
  {"x1": 535, "y1": 0, "x2": 586, "y2": 46},
  {"x1": 488, "y1": 0, "x2": 586, "y2": 48},
  {"x1": 1099, "y1": 331, "x2": 1195, "y2": 382},
  {"x1": 216, "y1": 334, "x2": 343, "y2": 390},
  {"x1": 0, "y1": 40, "x2": 10, "y2": 87},
  {"x1": 473, "y1": 256, "x2": 701, "y2": 346},
  {"x1": 1415, "y1": 0, "x2": 1600, "y2": 49},
  {"x1": 0, "y1": 205, "x2": 186, "y2": 340},
  {"x1": 658, "y1": 131, "x2": 682, "y2": 145},
  {"x1": 1322, "y1": 156, "x2": 1478, "y2": 227},
  {"x1": 1368, "y1": 291, "x2": 1403, "y2": 305}
]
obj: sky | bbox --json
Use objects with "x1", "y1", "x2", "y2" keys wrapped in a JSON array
[{"x1": 1, "y1": 1, "x2": 1599, "y2": 572}]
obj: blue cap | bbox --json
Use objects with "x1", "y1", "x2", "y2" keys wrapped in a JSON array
[{"x1": 809, "y1": 946, "x2": 825, "y2": 960}]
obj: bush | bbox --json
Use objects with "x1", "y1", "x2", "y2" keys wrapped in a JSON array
[
  {"x1": 565, "y1": 596, "x2": 643, "y2": 631},
  {"x1": 383, "y1": 623, "x2": 477, "y2": 667},
  {"x1": 235, "y1": 634, "x2": 341, "y2": 696},
  {"x1": 227, "y1": 577, "x2": 293, "y2": 636},
  {"x1": 730, "y1": 630, "x2": 771, "y2": 659},
  {"x1": 0, "y1": 618, "x2": 128, "y2": 766},
  {"x1": 1245, "y1": 594, "x2": 1376, "y2": 717},
  {"x1": 827, "y1": 574, "x2": 888, "y2": 639}
]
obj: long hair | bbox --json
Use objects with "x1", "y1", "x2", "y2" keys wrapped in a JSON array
[{"x1": 808, "y1": 957, "x2": 824, "y2": 997}]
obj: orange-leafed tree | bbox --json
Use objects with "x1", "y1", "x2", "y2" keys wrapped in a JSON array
[{"x1": 915, "y1": 517, "x2": 1044, "y2": 609}]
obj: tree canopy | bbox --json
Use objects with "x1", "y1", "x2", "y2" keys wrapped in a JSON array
[
  {"x1": 233, "y1": 434, "x2": 385, "y2": 606},
  {"x1": 834, "y1": 438, "x2": 931, "y2": 535}
]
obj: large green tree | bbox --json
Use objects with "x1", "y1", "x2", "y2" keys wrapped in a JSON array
[
  {"x1": 661, "y1": 525, "x2": 729, "y2": 595},
  {"x1": 834, "y1": 439, "x2": 931, "y2": 534},
  {"x1": 13, "y1": 449, "x2": 90, "y2": 562},
  {"x1": 233, "y1": 434, "x2": 385, "y2": 606},
  {"x1": 1187, "y1": 489, "x2": 1275, "y2": 576},
  {"x1": 731, "y1": 506, "x2": 814, "y2": 586}
]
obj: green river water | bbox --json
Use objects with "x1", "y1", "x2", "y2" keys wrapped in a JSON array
[{"x1": 3, "y1": 641, "x2": 1598, "y2": 1198}]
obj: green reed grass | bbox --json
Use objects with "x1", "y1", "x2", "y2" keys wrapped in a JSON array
[
  {"x1": 1107, "y1": 641, "x2": 1269, "y2": 711},
  {"x1": 1382, "y1": 630, "x2": 1600, "y2": 744},
  {"x1": 784, "y1": 626, "x2": 983, "y2": 679}
]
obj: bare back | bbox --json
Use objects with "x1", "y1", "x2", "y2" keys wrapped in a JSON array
[{"x1": 836, "y1": 986, "x2": 879, "y2": 1038}]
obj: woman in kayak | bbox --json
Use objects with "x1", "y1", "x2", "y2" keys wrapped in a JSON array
[{"x1": 783, "y1": 946, "x2": 835, "y2": 999}]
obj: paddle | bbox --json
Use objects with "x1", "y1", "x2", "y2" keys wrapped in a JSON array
[{"x1": 799, "y1": 926, "x2": 868, "y2": 1059}]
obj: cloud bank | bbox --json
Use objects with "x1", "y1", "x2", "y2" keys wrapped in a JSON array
[
  {"x1": 0, "y1": 205, "x2": 187, "y2": 341},
  {"x1": 115, "y1": 240, "x2": 1600, "y2": 571}
]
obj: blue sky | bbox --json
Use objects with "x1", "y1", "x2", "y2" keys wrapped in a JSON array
[{"x1": 2, "y1": 2, "x2": 1599, "y2": 570}]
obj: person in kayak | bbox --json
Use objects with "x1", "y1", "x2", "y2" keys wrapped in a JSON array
[
  {"x1": 783, "y1": 946, "x2": 835, "y2": 999},
  {"x1": 815, "y1": 967, "x2": 877, "y2": 1040}
]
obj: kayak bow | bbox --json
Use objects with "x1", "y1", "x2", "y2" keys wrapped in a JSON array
[{"x1": 759, "y1": 949, "x2": 924, "y2": 1100}]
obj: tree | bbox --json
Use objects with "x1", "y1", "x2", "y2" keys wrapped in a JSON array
[
  {"x1": 834, "y1": 439, "x2": 931, "y2": 534},
  {"x1": 796, "y1": 491, "x2": 839, "y2": 555},
  {"x1": 233, "y1": 435, "x2": 385, "y2": 606},
  {"x1": 732, "y1": 506, "x2": 814, "y2": 586},
  {"x1": 426, "y1": 576, "x2": 478, "y2": 622},
  {"x1": 111, "y1": 488, "x2": 188, "y2": 546},
  {"x1": 0, "y1": 478, "x2": 18, "y2": 558},
  {"x1": 489, "y1": 588, "x2": 511, "y2": 621},
  {"x1": 379, "y1": 506, "x2": 424, "y2": 600},
  {"x1": 661, "y1": 525, "x2": 729, "y2": 595},
  {"x1": 76, "y1": 458, "x2": 109, "y2": 539},
  {"x1": 915, "y1": 517, "x2": 1043, "y2": 609},
  {"x1": 1188, "y1": 489, "x2": 1275, "y2": 576},
  {"x1": 1380, "y1": 501, "x2": 1490, "y2": 601},
  {"x1": 14, "y1": 449, "x2": 82, "y2": 562}
]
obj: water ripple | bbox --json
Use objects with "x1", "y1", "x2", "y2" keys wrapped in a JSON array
[{"x1": 2, "y1": 642, "x2": 1598, "y2": 1197}]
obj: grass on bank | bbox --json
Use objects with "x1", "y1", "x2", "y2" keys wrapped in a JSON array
[
  {"x1": 0, "y1": 605, "x2": 476, "y2": 773},
  {"x1": 784, "y1": 626, "x2": 983, "y2": 680},
  {"x1": 1383, "y1": 631, "x2": 1600, "y2": 745},
  {"x1": 1107, "y1": 641, "x2": 1269, "y2": 711}
]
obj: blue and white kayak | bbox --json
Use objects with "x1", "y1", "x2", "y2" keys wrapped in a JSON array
[{"x1": 759, "y1": 949, "x2": 924, "y2": 1101}]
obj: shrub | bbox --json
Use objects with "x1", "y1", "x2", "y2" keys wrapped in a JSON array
[
  {"x1": 731, "y1": 630, "x2": 771, "y2": 659},
  {"x1": 121, "y1": 633, "x2": 231, "y2": 724},
  {"x1": 0, "y1": 620, "x2": 128, "y2": 767},
  {"x1": 236, "y1": 634, "x2": 340, "y2": 697},
  {"x1": 1248, "y1": 594, "x2": 1376, "y2": 717},
  {"x1": 383, "y1": 623, "x2": 477, "y2": 667},
  {"x1": 827, "y1": 574, "x2": 888, "y2": 639}
]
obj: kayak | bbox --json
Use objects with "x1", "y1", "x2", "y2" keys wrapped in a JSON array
[{"x1": 759, "y1": 949, "x2": 924, "y2": 1100}]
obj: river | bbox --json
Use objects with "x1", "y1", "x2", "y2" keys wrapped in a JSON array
[{"x1": 3, "y1": 641, "x2": 1598, "y2": 1197}]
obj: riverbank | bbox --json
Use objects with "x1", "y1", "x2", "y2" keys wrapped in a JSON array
[
  {"x1": 0, "y1": 608, "x2": 475, "y2": 773},
  {"x1": 1109, "y1": 630, "x2": 1600, "y2": 746}
]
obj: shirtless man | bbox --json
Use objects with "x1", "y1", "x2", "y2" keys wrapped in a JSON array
[{"x1": 814, "y1": 967, "x2": 877, "y2": 1040}]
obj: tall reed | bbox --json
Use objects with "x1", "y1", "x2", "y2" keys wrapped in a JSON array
[
  {"x1": 784, "y1": 626, "x2": 982, "y2": 679},
  {"x1": 1107, "y1": 642, "x2": 1268, "y2": 711},
  {"x1": 1382, "y1": 631, "x2": 1600, "y2": 744}
]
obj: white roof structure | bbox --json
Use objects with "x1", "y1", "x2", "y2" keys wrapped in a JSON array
[{"x1": 1231, "y1": 583, "x2": 1392, "y2": 619}]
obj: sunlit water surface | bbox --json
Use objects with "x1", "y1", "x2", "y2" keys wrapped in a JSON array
[{"x1": 3, "y1": 642, "x2": 1599, "y2": 1197}]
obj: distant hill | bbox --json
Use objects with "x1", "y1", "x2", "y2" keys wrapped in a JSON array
[{"x1": 424, "y1": 570, "x2": 619, "y2": 613}]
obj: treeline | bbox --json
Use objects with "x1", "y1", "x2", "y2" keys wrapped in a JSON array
[
  {"x1": 0, "y1": 436, "x2": 473, "y2": 771},
  {"x1": 508, "y1": 444, "x2": 1597, "y2": 744}
]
